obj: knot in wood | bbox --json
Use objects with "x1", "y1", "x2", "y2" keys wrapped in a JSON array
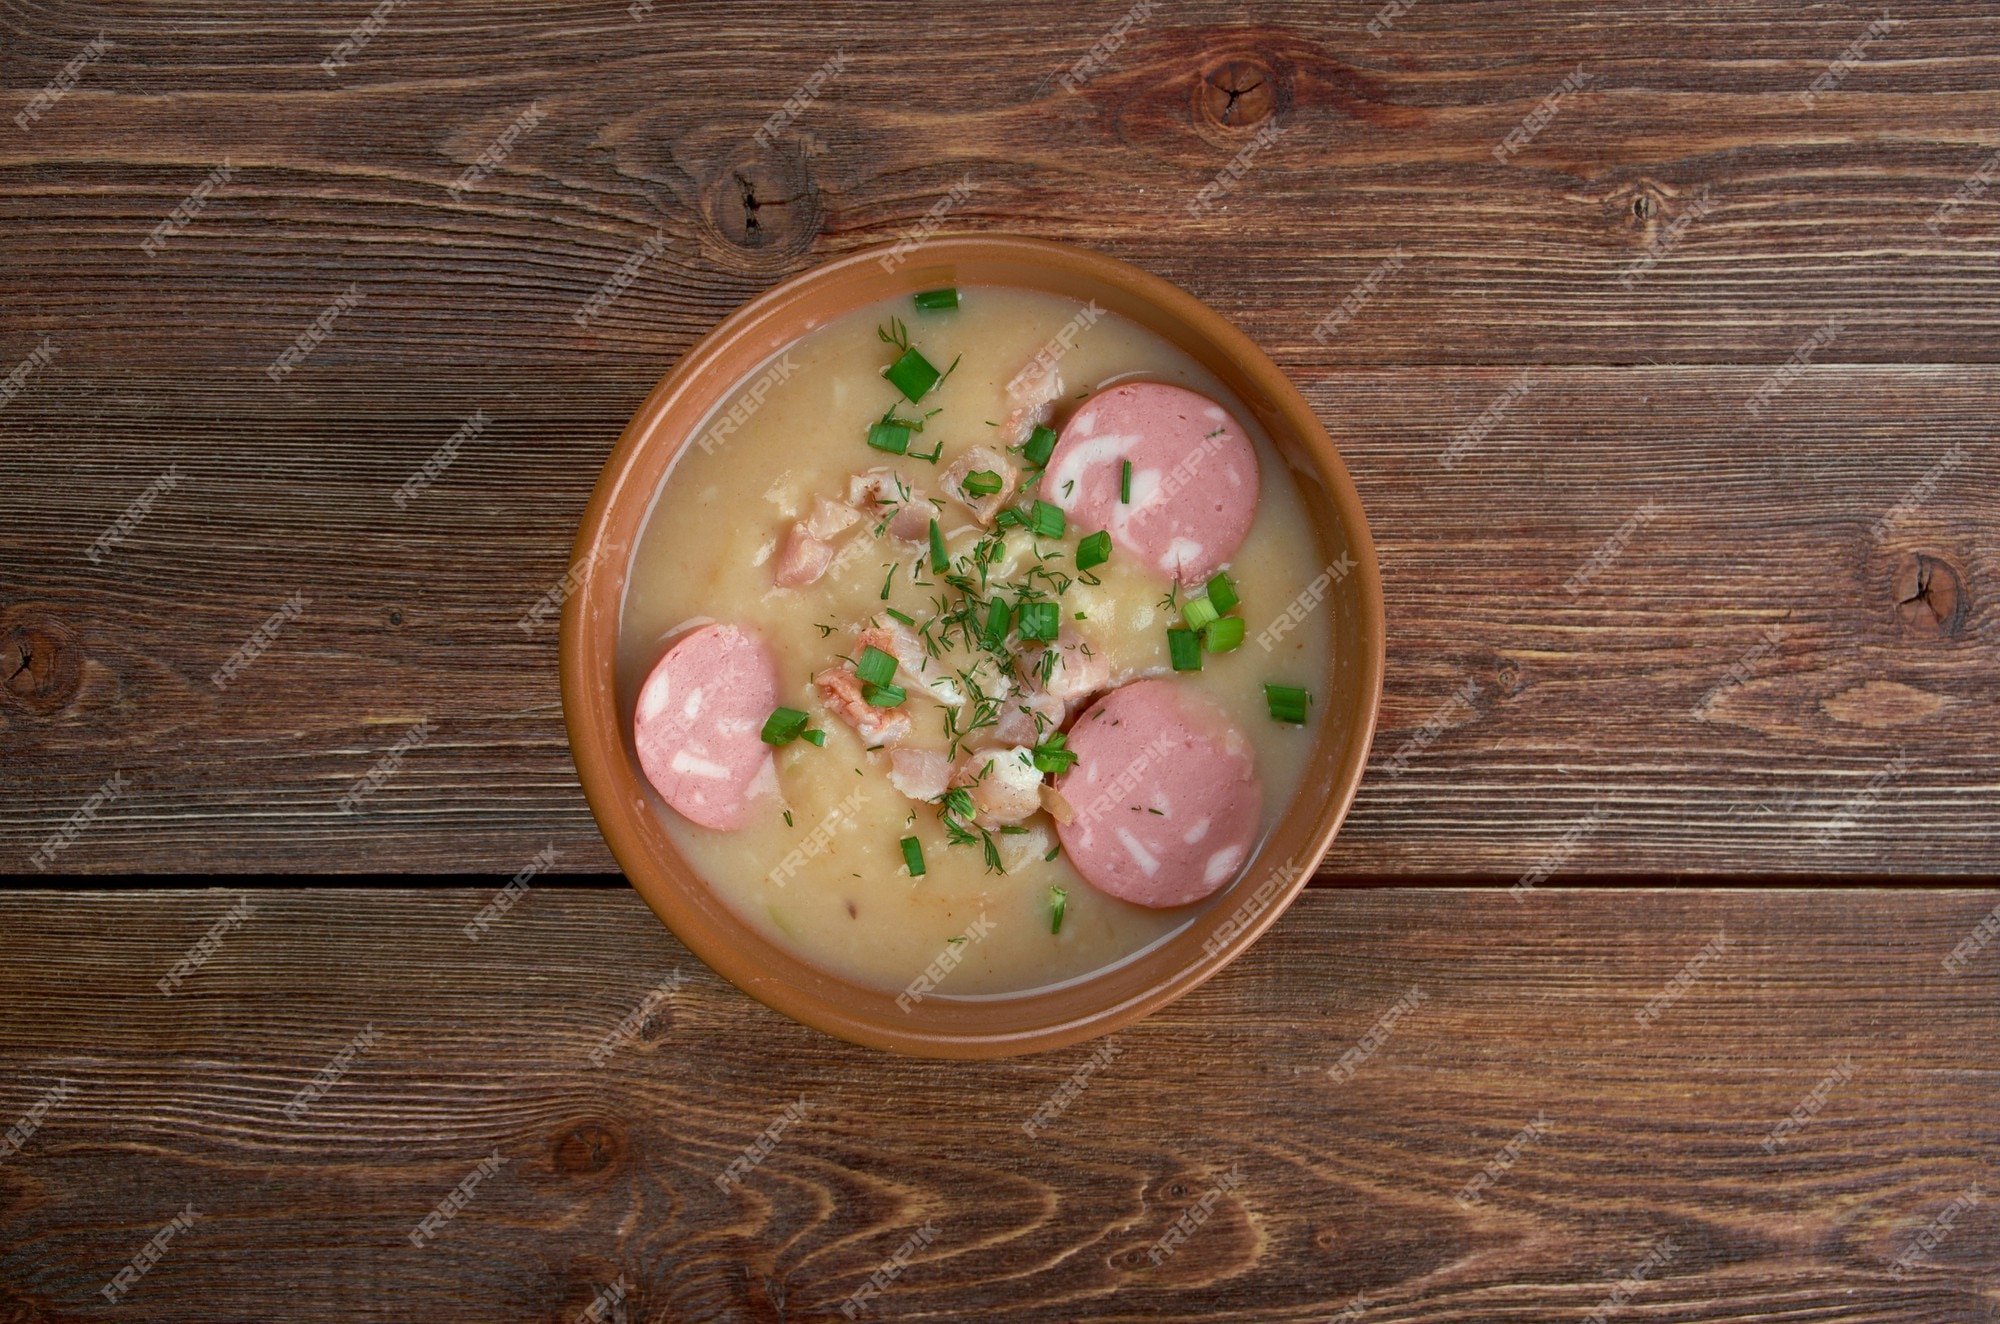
[
  {"x1": 0, "y1": 609, "x2": 83, "y2": 716},
  {"x1": 702, "y1": 143, "x2": 822, "y2": 270},
  {"x1": 552, "y1": 1118, "x2": 627, "y2": 1178},
  {"x1": 1194, "y1": 54, "x2": 1284, "y2": 135},
  {"x1": 1893, "y1": 551, "x2": 1968, "y2": 638}
]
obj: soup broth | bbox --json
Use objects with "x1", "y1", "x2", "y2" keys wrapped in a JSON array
[{"x1": 618, "y1": 287, "x2": 1331, "y2": 996}]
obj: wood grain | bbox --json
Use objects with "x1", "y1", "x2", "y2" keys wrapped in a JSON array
[
  {"x1": 0, "y1": 887, "x2": 1995, "y2": 1321},
  {"x1": 4, "y1": 4, "x2": 2000, "y2": 367},
  {"x1": 4, "y1": 368, "x2": 1993, "y2": 877},
  {"x1": 7, "y1": 2, "x2": 2000, "y2": 877}
]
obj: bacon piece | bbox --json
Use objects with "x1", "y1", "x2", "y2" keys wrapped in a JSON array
[
  {"x1": 856, "y1": 622, "x2": 963, "y2": 709},
  {"x1": 813, "y1": 665, "x2": 913, "y2": 746}
]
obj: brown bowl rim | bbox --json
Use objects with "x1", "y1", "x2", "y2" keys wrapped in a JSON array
[{"x1": 561, "y1": 235, "x2": 1384, "y2": 1058}]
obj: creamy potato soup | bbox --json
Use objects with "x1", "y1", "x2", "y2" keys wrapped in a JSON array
[{"x1": 618, "y1": 287, "x2": 1332, "y2": 997}]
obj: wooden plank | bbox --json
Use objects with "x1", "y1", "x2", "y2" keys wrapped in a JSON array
[
  {"x1": 3, "y1": 4, "x2": 2000, "y2": 370},
  {"x1": 0, "y1": 887, "x2": 1994, "y2": 1320},
  {"x1": 5, "y1": 367, "x2": 1993, "y2": 876}
]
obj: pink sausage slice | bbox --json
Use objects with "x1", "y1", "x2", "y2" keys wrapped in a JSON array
[
  {"x1": 1045, "y1": 382, "x2": 1259, "y2": 584},
  {"x1": 633, "y1": 623, "x2": 780, "y2": 831},
  {"x1": 1054, "y1": 679, "x2": 1262, "y2": 908}
]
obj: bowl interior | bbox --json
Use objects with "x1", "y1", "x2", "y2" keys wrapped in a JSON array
[{"x1": 562, "y1": 236, "x2": 1384, "y2": 1057}]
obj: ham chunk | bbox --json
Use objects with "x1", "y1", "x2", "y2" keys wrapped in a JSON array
[
  {"x1": 803, "y1": 495, "x2": 860, "y2": 540},
  {"x1": 857, "y1": 622, "x2": 963, "y2": 708},
  {"x1": 998, "y1": 356, "x2": 1063, "y2": 448},
  {"x1": 774, "y1": 524, "x2": 835, "y2": 588},
  {"x1": 1025, "y1": 625, "x2": 1109, "y2": 707},
  {"x1": 954, "y1": 745, "x2": 1044, "y2": 828},
  {"x1": 887, "y1": 747, "x2": 952, "y2": 802},
  {"x1": 849, "y1": 469, "x2": 935, "y2": 544},
  {"x1": 813, "y1": 665, "x2": 913, "y2": 746},
  {"x1": 983, "y1": 689, "x2": 1065, "y2": 749},
  {"x1": 941, "y1": 446, "x2": 1020, "y2": 526}
]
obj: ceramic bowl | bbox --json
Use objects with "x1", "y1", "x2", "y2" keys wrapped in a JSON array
[{"x1": 562, "y1": 235, "x2": 1383, "y2": 1057}]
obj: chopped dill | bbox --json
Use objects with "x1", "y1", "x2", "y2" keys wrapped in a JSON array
[{"x1": 877, "y1": 316, "x2": 912, "y2": 353}]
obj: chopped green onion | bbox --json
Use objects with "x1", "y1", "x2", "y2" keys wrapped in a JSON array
[
  {"x1": 913, "y1": 287, "x2": 959, "y2": 311},
  {"x1": 1026, "y1": 500, "x2": 1066, "y2": 539},
  {"x1": 884, "y1": 347, "x2": 942, "y2": 402},
  {"x1": 1120, "y1": 460, "x2": 1132, "y2": 503},
  {"x1": 1032, "y1": 733, "x2": 1076, "y2": 775},
  {"x1": 1076, "y1": 530, "x2": 1112, "y2": 572},
  {"x1": 928, "y1": 518, "x2": 948, "y2": 574},
  {"x1": 1017, "y1": 600, "x2": 1059, "y2": 642},
  {"x1": 983, "y1": 597, "x2": 1012, "y2": 647},
  {"x1": 1024, "y1": 424, "x2": 1058, "y2": 468},
  {"x1": 863, "y1": 681, "x2": 907, "y2": 707},
  {"x1": 962, "y1": 469, "x2": 1003, "y2": 498},
  {"x1": 802, "y1": 729, "x2": 828, "y2": 747},
  {"x1": 900, "y1": 835, "x2": 927, "y2": 876},
  {"x1": 885, "y1": 607, "x2": 915, "y2": 626},
  {"x1": 1167, "y1": 627, "x2": 1202, "y2": 671},
  {"x1": 1049, "y1": 886, "x2": 1068, "y2": 934},
  {"x1": 856, "y1": 646, "x2": 899, "y2": 687},
  {"x1": 867, "y1": 420, "x2": 911, "y2": 454},
  {"x1": 1265, "y1": 683, "x2": 1311, "y2": 724},
  {"x1": 1205, "y1": 571, "x2": 1239, "y2": 614},
  {"x1": 1204, "y1": 617, "x2": 1246, "y2": 652},
  {"x1": 1181, "y1": 595, "x2": 1221, "y2": 632},
  {"x1": 760, "y1": 707, "x2": 811, "y2": 745},
  {"x1": 994, "y1": 508, "x2": 1023, "y2": 528}
]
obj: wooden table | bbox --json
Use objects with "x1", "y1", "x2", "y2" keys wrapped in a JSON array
[{"x1": 4, "y1": 4, "x2": 1996, "y2": 1318}]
